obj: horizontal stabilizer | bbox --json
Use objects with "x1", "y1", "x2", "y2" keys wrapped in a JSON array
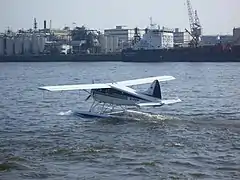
[
  {"x1": 136, "y1": 98, "x2": 181, "y2": 108},
  {"x1": 38, "y1": 83, "x2": 110, "y2": 92}
]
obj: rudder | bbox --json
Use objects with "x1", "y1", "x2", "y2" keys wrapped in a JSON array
[{"x1": 145, "y1": 80, "x2": 162, "y2": 99}]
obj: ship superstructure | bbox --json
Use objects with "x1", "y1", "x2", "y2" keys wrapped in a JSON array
[{"x1": 131, "y1": 19, "x2": 174, "y2": 50}]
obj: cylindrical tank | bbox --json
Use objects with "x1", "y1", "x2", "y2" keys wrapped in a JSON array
[
  {"x1": 6, "y1": 38, "x2": 14, "y2": 55},
  {"x1": 104, "y1": 36, "x2": 108, "y2": 53},
  {"x1": 0, "y1": 37, "x2": 4, "y2": 55},
  {"x1": 32, "y1": 34, "x2": 39, "y2": 54},
  {"x1": 107, "y1": 36, "x2": 113, "y2": 53},
  {"x1": 113, "y1": 36, "x2": 119, "y2": 52},
  {"x1": 23, "y1": 36, "x2": 31, "y2": 54},
  {"x1": 38, "y1": 36, "x2": 46, "y2": 53},
  {"x1": 14, "y1": 36, "x2": 23, "y2": 55},
  {"x1": 98, "y1": 34, "x2": 107, "y2": 53}
]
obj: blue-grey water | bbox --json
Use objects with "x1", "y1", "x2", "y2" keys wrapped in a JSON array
[{"x1": 0, "y1": 62, "x2": 240, "y2": 180}]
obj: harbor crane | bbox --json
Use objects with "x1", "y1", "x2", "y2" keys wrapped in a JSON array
[{"x1": 185, "y1": 0, "x2": 202, "y2": 47}]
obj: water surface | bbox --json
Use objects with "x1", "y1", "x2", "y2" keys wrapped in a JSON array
[{"x1": 0, "y1": 62, "x2": 240, "y2": 179}]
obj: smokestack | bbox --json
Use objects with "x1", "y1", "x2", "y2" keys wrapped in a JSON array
[
  {"x1": 50, "y1": 20, "x2": 52, "y2": 30},
  {"x1": 34, "y1": 18, "x2": 37, "y2": 31},
  {"x1": 44, "y1": 20, "x2": 47, "y2": 29}
]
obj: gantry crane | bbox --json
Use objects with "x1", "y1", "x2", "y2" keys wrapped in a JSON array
[{"x1": 185, "y1": 0, "x2": 202, "y2": 47}]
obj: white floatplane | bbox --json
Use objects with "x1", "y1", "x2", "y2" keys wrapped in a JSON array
[{"x1": 38, "y1": 76, "x2": 181, "y2": 118}]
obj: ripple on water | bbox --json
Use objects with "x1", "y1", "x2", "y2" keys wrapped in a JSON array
[{"x1": 1, "y1": 62, "x2": 240, "y2": 179}]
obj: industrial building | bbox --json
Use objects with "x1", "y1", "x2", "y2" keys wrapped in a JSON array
[
  {"x1": 5, "y1": 37, "x2": 14, "y2": 55},
  {"x1": 233, "y1": 27, "x2": 240, "y2": 45},
  {"x1": 51, "y1": 29, "x2": 70, "y2": 41},
  {"x1": 173, "y1": 28, "x2": 191, "y2": 47},
  {"x1": 0, "y1": 36, "x2": 4, "y2": 55},
  {"x1": 0, "y1": 2, "x2": 239, "y2": 58},
  {"x1": 199, "y1": 35, "x2": 233, "y2": 46},
  {"x1": 0, "y1": 33, "x2": 47, "y2": 56},
  {"x1": 103, "y1": 26, "x2": 131, "y2": 53}
]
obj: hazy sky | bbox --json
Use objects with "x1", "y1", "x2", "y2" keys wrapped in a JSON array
[{"x1": 1, "y1": 0, "x2": 239, "y2": 35}]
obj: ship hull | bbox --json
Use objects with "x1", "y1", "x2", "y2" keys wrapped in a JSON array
[
  {"x1": 1, "y1": 46, "x2": 240, "y2": 62},
  {"x1": 121, "y1": 46, "x2": 240, "y2": 62}
]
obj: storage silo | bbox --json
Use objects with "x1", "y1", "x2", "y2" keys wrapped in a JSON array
[
  {"x1": 106, "y1": 36, "x2": 114, "y2": 53},
  {"x1": 23, "y1": 36, "x2": 31, "y2": 54},
  {"x1": 6, "y1": 37, "x2": 14, "y2": 55},
  {"x1": 113, "y1": 36, "x2": 119, "y2": 52},
  {"x1": 104, "y1": 36, "x2": 108, "y2": 53},
  {"x1": 32, "y1": 33, "x2": 39, "y2": 54},
  {"x1": 14, "y1": 36, "x2": 23, "y2": 55},
  {"x1": 0, "y1": 37, "x2": 4, "y2": 55},
  {"x1": 38, "y1": 35, "x2": 46, "y2": 53},
  {"x1": 98, "y1": 34, "x2": 107, "y2": 53}
]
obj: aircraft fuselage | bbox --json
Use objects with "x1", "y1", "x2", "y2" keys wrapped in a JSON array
[{"x1": 91, "y1": 88, "x2": 147, "y2": 106}]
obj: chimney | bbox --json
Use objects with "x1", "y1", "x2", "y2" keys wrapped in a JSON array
[
  {"x1": 50, "y1": 20, "x2": 52, "y2": 30},
  {"x1": 34, "y1": 18, "x2": 37, "y2": 31},
  {"x1": 44, "y1": 20, "x2": 47, "y2": 29}
]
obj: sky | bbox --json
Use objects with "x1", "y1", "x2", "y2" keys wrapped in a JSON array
[{"x1": 0, "y1": 0, "x2": 239, "y2": 35}]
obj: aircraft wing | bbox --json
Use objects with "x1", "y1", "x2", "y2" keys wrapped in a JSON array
[
  {"x1": 38, "y1": 83, "x2": 110, "y2": 92},
  {"x1": 38, "y1": 75, "x2": 176, "y2": 92},
  {"x1": 136, "y1": 98, "x2": 181, "y2": 107},
  {"x1": 116, "y1": 76, "x2": 175, "y2": 86}
]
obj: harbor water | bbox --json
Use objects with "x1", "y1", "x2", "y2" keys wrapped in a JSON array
[{"x1": 0, "y1": 62, "x2": 240, "y2": 179}]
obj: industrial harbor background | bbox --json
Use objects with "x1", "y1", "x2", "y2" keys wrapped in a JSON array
[{"x1": 0, "y1": 0, "x2": 240, "y2": 62}]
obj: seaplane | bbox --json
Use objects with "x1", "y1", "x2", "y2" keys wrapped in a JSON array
[{"x1": 38, "y1": 75, "x2": 181, "y2": 118}]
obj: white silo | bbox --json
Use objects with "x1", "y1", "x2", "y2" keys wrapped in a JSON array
[
  {"x1": 0, "y1": 37, "x2": 4, "y2": 55},
  {"x1": 98, "y1": 34, "x2": 107, "y2": 53},
  {"x1": 14, "y1": 36, "x2": 23, "y2": 55},
  {"x1": 107, "y1": 36, "x2": 114, "y2": 53},
  {"x1": 23, "y1": 36, "x2": 31, "y2": 54},
  {"x1": 104, "y1": 36, "x2": 108, "y2": 52},
  {"x1": 113, "y1": 36, "x2": 119, "y2": 52},
  {"x1": 6, "y1": 37, "x2": 14, "y2": 55},
  {"x1": 103, "y1": 36, "x2": 108, "y2": 53},
  {"x1": 32, "y1": 33, "x2": 39, "y2": 54},
  {"x1": 38, "y1": 35, "x2": 46, "y2": 53}
]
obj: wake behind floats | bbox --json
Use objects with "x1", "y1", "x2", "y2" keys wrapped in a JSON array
[{"x1": 38, "y1": 75, "x2": 181, "y2": 118}]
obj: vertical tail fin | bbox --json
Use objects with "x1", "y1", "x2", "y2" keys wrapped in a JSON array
[{"x1": 145, "y1": 80, "x2": 162, "y2": 99}]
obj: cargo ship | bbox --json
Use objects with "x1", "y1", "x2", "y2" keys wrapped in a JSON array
[
  {"x1": 1, "y1": 45, "x2": 240, "y2": 63},
  {"x1": 121, "y1": 24, "x2": 240, "y2": 62},
  {"x1": 121, "y1": 45, "x2": 240, "y2": 62}
]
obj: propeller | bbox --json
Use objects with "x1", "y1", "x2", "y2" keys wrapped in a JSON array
[{"x1": 85, "y1": 79, "x2": 95, "y2": 101}]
